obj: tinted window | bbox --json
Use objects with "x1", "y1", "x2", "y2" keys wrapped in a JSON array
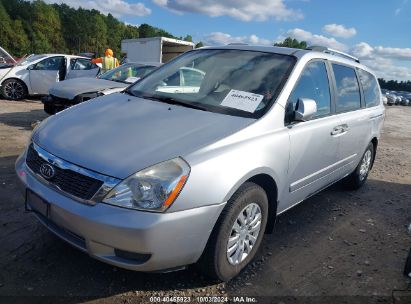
[
  {"x1": 332, "y1": 64, "x2": 361, "y2": 112},
  {"x1": 289, "y1": 61, "x2": 331, "y2": 117},
  {"x1": 35, "y1": 56, "x2": 64, "y2": 71},
  {"x1": 358, "y1": 69, "x2": 380, "y2": 108}
]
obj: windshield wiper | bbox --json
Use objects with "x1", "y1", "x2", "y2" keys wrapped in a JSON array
[{"x1": 141, "y1": 94, "x2": 208, "y2": 111}]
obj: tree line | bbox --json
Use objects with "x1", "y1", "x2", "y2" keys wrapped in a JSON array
[
  {"x1": 0, "y1": 0, "x2": 200, "y2": 58},
  {"x1": 378, "y1": 79, "x2": 411, "y2": 93},
  {"x1": 1, "y1": 0, "x2": 408, "y2": 87}
]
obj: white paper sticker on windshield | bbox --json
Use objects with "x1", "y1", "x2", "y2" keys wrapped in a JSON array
[
  {"x1": 124, "y1": 76, "x2": 140, "y2": 83},
  {"x1": 220, "y1": 90, "x2": 264, "y2": 113}
]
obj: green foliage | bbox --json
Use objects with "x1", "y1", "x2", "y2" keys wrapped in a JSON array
[
  {"x1": 0, "y1": 1, "x2": 14, "y2": 52},
  {"x1": 139, "y1": 23, "x2": 176, "y2": 39},
  {"x1": 0, "y1": 0, "x2": 194, "y2": 58},
  {"x1": 12, "y1": 19, "x2": 30, "y2": 56},
  {"x1": 183, "y1": 35, "x2": 193, "y2": 42},
  {"x1": 31, "y1": 0, "x2": 66, "y2": 53},
  {"x1": 274, "y1": 37, "x2": 307, "y2": 49},
  {"x1": 195, "y1": 42, "x2": 204, "y2": 48},
  {"x1": 378, "y1": 78, "x2": 411, "y2": 92}
]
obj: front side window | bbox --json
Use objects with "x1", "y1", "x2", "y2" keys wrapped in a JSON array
[
  {"x1": 333, "y1": 64, "x2": 361, "y2": 113},
  {"x1": 34, "y1": 56, "x2": 64, "y2": 71},
  {"x1": 127, "y1": 49, "x2": 296, "y2": 118},
  {"x1": 288, "y1": 61, "x2": 331, "y2": 118},
  {"x1": 358, "y1": 69, "x2": 380, "y2": 108}
]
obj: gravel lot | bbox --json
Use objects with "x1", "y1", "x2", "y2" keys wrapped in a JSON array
[{"x1": 0, "y1": 99, "x2": 410, "y2": 304}]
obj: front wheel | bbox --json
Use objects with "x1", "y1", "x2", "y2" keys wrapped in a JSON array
[
  {"x1": 1, "y1": 79, "x2": 27, "y2": 100},
  {"x1": 198, "y1": 182, "x2": 268, "y2": 281},
  {"x1": 344, "y1": 143, "x2": 374, "y2": 190}
]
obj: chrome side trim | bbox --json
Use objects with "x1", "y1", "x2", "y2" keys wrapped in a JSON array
[
  {"x1": 289, "y1": 154, "x2": 357, "y2": 193},
  {"x1": 28, "y1": 142, "x2": 121, "y2": 205},
  {"x1": 369, "y1": 113, "x2": 384, "y2": 120},
  {"x1": 278, "y1": 168, "x2": 354, "y2": 216}
]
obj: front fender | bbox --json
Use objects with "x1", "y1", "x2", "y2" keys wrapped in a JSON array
[{"x1": 169, "y1": 126, "x2": 290, "y2": 213}]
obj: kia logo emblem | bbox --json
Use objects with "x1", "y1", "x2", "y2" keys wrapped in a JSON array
[{"x1": 39, "y1": 163, "x2": 55, "y2": 179}]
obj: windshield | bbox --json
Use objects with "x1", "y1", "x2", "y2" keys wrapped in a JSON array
[
  {"x1": 17, "y1": 54, "x2": 47, "y2": 66},
  {"x1": 98, "y1": 63, "x2": 157, "y2": 83},
  {"x1": 127, "y1": 49, "x2": 295, "y2": 118}
]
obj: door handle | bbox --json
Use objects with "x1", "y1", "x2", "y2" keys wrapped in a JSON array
[
  {"x1": 331, "y1": 126, "x2": 343, "y2": 135},
  {"x1": 331, "y1": 124, "x2": 349, "y2": 136},
  {"x1": 341, "y1": 124, "x2": 349, "y2": 132}
]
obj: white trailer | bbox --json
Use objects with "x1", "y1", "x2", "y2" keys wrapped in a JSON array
[{"x1": 121, "y1": 37, "x2": 194, "y2": 63}]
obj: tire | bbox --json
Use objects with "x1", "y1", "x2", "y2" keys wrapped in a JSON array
[
  {"x1": 1, "y1": 79, "x2": 27, "y2": 100},
  {"x1": 343, "y1": 143, "x2": 374, "y2": 190},
  {"x1": 43, "y1": 103, "x2": 55, "y2": 115},
  {"x1": 198, "y1": 182, "x2": 268, "y2": 282}
]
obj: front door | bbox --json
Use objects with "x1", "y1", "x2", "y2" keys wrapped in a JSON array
[
  {"x1": 283, "y1": 60, "x2": 342, "y2": 210},
  {"x1": 29, "y1": 56, "x2": 64, "y2": 95}
]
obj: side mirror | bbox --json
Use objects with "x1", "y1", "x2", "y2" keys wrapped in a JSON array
[
  {"x1": 294, "y1": 98, "x2": 317, "y2": 122},
  {"x1": 27, "y1": 64, "x2": 35, "y2": 70}
]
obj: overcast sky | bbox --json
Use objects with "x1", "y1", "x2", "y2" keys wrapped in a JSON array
[{"x1": 45, "y1": 0, "x2": 411, "y2": 81}]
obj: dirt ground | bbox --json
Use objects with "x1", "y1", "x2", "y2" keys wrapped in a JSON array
[{"x1": 0, "y1": 99, "x2": 410, "y2": 304}]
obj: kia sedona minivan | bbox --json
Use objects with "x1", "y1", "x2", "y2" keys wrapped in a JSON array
[{"x1": 16, "y1": 45, "x2": 385, "y2": 281}]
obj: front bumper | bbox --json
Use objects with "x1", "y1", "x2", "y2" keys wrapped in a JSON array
[{"x1": 15, "y1": 153, "x2": 225, "y2": 272}]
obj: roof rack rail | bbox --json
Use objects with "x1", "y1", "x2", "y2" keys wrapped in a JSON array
[{"x1": 306, "y1": 45, "x2": 360, "y2": 63}]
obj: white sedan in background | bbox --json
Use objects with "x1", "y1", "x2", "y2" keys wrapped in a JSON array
[{"x1": 0, "y1": 54, "x2": 100, "y2": 100}]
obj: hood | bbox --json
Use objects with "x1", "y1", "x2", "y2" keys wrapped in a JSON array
[
  {"x1": 33, "y1": 93, "x2": 254, "y2": 179},
  {"x1": 0, "y1": 67, "x2": 11, "y2": 81},
  {"x1": 49, "y1": 78, "x2": 128, "y2": 100}
]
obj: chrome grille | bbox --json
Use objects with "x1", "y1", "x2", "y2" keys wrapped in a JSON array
[{"x1": 26, "y1": 144, "x2": 103, "y2": 200}]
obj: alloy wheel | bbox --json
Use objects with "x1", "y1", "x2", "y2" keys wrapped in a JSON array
[
  {"x1": 359, "y1": 150, "x2": 372, "y2": 181},
  {"x1": 226, "y1": 203, "x2": 262, "y2": 266},
  {"x1": 4, "y1": 81, "x2": 24, "y2": 100}
]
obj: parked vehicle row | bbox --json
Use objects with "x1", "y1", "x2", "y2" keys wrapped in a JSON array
[
  {"x1": 16, "y1": 44, "x2": 384, "y2": 281},
  {"x1": 382, "y1": 89, "x2": 411, "y2": 106},
  {"x1": 0, "y1": 54, "x2": 100, "y2": 100},
  {"x1": 43, "y1": 62, "x2": 161, "y2": 114}
]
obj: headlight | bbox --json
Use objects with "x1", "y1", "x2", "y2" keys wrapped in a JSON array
[{"x1": 102, "y1": 158, "x2": 190, "y2": 212}]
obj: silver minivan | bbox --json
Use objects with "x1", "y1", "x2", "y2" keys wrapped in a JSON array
[{"x1": 16, "y1": 45, "x2": 385, "y2": 281}]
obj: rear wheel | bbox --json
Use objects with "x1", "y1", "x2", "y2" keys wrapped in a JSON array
[
  {"x1": 198, "y1": 182, "x2": 268, "y2": 281},
  {"x1": 344, "y1": 143, "x2": 374, "y2": 190},
  {"x1": 1, "y1": 79, "x2": 27, "y2": 100}
]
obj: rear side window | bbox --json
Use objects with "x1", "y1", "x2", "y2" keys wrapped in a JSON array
[
  {"x1": 71, "y1": 58, "x2": 96, "y2": 70},
  {"x1": 358, "y1": 69, "x2": 380, "y2": 108},
  {"x1": 332, "y1": 64, "x2": 361, "y2": 112},
  {"x1": 289, "y1": 61, "x2": 331, "y2": 117}
]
